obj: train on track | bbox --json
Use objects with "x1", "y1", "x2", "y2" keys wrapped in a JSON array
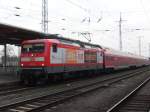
[{"x1": 20, "y1": 37, "x2": 150, "y2": 84}]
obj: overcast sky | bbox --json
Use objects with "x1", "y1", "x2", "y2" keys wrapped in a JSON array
[{"x1": 0, "y1": 0, "x2": 150, "y2": 56}]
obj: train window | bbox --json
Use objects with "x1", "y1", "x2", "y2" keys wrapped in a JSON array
[
  {"x1": 22, "y1": 44, "x2": 32, "y2": 53},
  {"x1": 100, "y1": 52, "x2": 103, "y2": 56},
  {"x1": 84, "y1": 51, "x2": 97, "y2": 63},
  {"x1": 22, "y1": 43, "x2": 45, "y2": 53},
  {"x1": 33, "y1": 43, "x2": 45, "y2": 52},
  {"x1": 52, "y1": 44, "x2": 57, "y2": 52}
]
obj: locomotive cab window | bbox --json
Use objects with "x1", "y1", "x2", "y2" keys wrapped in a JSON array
[
  {"x1": 22, "y1": 43, "x2": 45, "y2": 53},
  {"x1": 33, "y1": 43, "x2": 45, "y2": 52},
  {"x1": 22, "y1": 44, "x2": 32, "y2": 53},
  {"x1": 52, "y1": 44, "x2": 57, "y2": 52}
]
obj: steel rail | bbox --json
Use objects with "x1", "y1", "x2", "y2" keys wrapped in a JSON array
[
  {"x1": 0, "y1": 86, "x2": 35, "y2": 96},
  {"x1": 107, "y1": 75, "x2": 150, "y2": 112}
]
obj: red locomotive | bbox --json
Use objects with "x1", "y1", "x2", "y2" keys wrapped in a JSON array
[
  {"x1": 20, "y1": 38, "x2": 103, "y2": 84},
  {"x1": 20, "y1": 37, "x2": 149, "y2": 84}
]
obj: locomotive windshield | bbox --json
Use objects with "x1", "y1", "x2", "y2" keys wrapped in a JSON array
[{"x1": 22, "y1": 43, "x2": 45, "y2": 53}]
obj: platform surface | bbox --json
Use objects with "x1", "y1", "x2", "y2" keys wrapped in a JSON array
[{"x1": 0, "y1": 67, "x2": 19, "y2": 85}]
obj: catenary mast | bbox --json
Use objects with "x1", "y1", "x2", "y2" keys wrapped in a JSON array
[{"x1": 42, "y1": 0, "x2": 48, "y2": 33}]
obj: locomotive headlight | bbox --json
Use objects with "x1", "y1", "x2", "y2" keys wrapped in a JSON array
[
  {"x1": 42, "y1": 64, "x2": 44, "y2": 66},
  {"x1": 21, "y1": 64, "x2": 24, "y2": 66}
]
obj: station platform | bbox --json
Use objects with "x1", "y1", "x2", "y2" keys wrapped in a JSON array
[{"x1": 0, "y1": 67, "x2": 19, "y2": 86}]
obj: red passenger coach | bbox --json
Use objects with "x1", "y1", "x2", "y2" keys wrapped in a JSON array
[
  {"x1": 103, "y1": 48, "x2": 149, "y2": 70},
  {"x1": 20, "y1": 39, "x2": 103, "y2": 84}
]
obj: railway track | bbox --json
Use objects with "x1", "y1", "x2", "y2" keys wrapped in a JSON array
[
  {"x1": 107, "y1": 73, "x2": 150, "y2": 112},
  {"x1": 0, "y1": 85, "x2": 35, "y2": 97},
  {"x1": 0, "y1": 67, "x2": 146, "y2": 97},
  {"x1": 0, "y1": 67, "x2": 149, "y2": 112},
  {"x1": 0, "y1": 68, "x2": 144, "y2": 99}
]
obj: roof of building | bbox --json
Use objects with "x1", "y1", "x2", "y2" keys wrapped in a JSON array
[
  {"x1": 0, "y1": 23, "x2": 102, "y2": 48},
  {"x1": 0, "y1": 23, "x2": 45, "y2": 45}
]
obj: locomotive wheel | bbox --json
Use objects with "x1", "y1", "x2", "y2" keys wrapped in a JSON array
[
  {"x1": 21, "y1": 75, "x2": 37, "y2": 86},
  {"x1": 20, "y1": 74, "x2": 26, "y2": 85},
  {"x1": 24, "y1": 78, "x2": 30, "y2": 85},
  {"x1": 51, "y1": 74, "x2": 64, "y2": 82}
]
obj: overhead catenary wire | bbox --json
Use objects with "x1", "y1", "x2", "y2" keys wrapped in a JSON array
[
  {"x1": 64, "y1": 0, "x2": 88, "y2": 13},
  {"x1": 0, "y1": 0, "x2": 150, "y2": 56}
]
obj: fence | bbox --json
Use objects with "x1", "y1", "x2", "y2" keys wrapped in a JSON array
[{"x1": 0, "y1": 66, "x2": 20, "y2": 75}]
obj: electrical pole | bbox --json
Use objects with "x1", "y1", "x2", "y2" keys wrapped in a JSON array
[
  {"x1": 116, "y1": 12, "x2": 126, "y2": 51},
  {"x1": 137, "y1": 36, "x2": 143, "y2": 56},
  {"x1": 42, "y1": 0, "x2": 48, "y2": 33},
  {"x1": 149, "y1": 43, "x2": 150, "y2": 57},
  {"x1": 119, "y1": 12, "x2": 122, "y2": 51},
  {"x1": 139, "y1": 37, "x2": 141, "y2": 56}
]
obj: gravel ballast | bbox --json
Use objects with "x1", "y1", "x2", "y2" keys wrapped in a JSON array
[{"x1": 44, "y1": 70, "x2": 150, "y2": 112}]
